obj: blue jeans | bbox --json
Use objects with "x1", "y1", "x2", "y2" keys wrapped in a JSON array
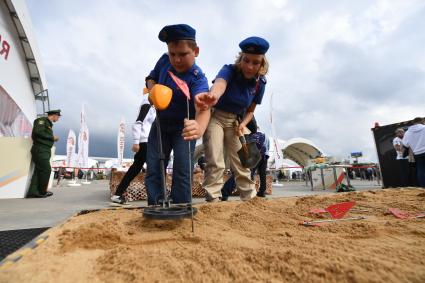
[{"x1": 145, "y1": 119, "x2": 195, "y2": 205}]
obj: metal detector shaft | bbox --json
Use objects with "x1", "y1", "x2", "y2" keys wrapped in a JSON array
[
  {"x1": 155, "y1": 112, "x2": 168, "y2": 208},
  {"x1": 187, "y1": 99, "x2": 195, "y2": 233},
  {"x1": 303, "y1": 216, "x2": 366, "y2": 226}
]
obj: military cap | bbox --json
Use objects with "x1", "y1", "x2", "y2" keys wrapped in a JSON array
[
  {"x1": 158, "y1": 24, "x2": 196, "y2": 43},
  {"x1": 46, "y1": 109, "x2": 61, "y2": 116},
  {"x1": 239, "y1": 36, "x2": 269, "y2": 54}
]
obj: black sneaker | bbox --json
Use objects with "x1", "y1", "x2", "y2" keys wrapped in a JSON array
[
  {"x1": 256, "y1": 191, "x2": 266, "y2": 198},
  {"x1": 41, "y1": 191, "x2": 53, "y2": 198}
]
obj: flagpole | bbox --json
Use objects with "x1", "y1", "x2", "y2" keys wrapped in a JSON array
[{"x1": 168, "y1": 70, "x2": 195, "y2": 232}]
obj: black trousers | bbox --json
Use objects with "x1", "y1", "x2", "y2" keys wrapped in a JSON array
[
  {"x1": 115, "y1": 142, "x2": 147, "y2": 196},
  {"x1": 221, "y1": 174, "x2": 236, "y2": 199},
  {"x1": 397, "y1": 159, "x2": 409, "y2": 187},
  {"x1": 252, "y1": 156, "x2": 268, "y2": 193}
]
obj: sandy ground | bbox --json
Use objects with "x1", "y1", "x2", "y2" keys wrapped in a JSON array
[{"x1": 1, "y1": 188, "x2": 425, "y2": 283}]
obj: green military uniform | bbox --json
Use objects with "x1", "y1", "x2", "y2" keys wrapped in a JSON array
[{"x1": 27, "y1": 110, "x2": 60, "y2": 197}]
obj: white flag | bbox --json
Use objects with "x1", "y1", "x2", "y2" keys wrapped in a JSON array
[
  {"x1": 77, "y1": 104, "x2": 89, "y2": 169},
  {"x1": 270, "y1": 93, "x2": 283, "y2": 169},
  {"x1": 66, "y1": 130, "x2": 77, "y2": 170},
  {"x1": 77, "y1": 125, "x2": 89, "y2": 169},
  {"x1": 117, "y1": 117, "x2": 125, "y2": 166}
]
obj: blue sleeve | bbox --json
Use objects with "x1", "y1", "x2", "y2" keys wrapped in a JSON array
[
  {"x1": 253, "y1": 81, "x2": 265, "y2": 105},
  {"x1": 147, "y1": 54, "x2": 168, "y2": 82},
  {"x1": 190, "y1": 72, "x2": 209, "y2": 98},
  {"x1": 215, "y1": 64, "x2": 234, "y2": 83}
]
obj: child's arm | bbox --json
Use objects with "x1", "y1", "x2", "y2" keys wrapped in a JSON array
[
  {"x1": 237, "y1": 103, "x2": 257, "y2": 134},
  {"x1": 182, "y1": 93, "x2": 211, "y2": 141},
  {"x1": 146, "y1": 79, "x2": 156, "y2": 90},
  {"x1": 195, "y1": 78, "x2": 227, "y2": 110}
]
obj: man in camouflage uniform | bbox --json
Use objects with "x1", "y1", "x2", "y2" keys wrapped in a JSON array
[{"x1": 27, "y1": 110, "x2": 61, "y2": 198}]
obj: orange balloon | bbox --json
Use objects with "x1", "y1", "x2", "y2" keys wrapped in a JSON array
[{"x1": 149, "y1": 84, "x2": 173, "y2": 110}]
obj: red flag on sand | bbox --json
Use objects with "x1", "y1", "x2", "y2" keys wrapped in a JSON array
[
  {"x1": 388, "y1": 208, "x2": 425, "y2": 219},
  {"x1": 325, "y1": 201, "x2": 355, "y2": 219},
  {"x1": 168, "y1": 71, "x2": 190, "y2": 100},
  {"x1": 309, "y1": 201, "x2": 355, "y2": 219}
]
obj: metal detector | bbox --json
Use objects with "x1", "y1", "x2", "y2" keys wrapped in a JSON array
[{"x1": 142, "y1": 83, "x2": 197, "y2": 229}]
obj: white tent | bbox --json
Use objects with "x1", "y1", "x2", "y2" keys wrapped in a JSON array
[{"x1": 268, "y1": 137, "x2": 323, "y2": 168}]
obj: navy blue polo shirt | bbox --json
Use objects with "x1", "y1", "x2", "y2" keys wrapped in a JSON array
[
  {"x1": 148, "y1": 54, "x2": 209, "y2": 120},
  {"x1": 214, "y1": 64, "x2": 266, "y2": 115}
]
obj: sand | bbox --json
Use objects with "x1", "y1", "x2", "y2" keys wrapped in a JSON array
[{"x1": 1, "y1": 188, "x2": 425, "y2": 283}]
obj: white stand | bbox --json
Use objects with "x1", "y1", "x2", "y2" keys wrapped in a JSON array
[
  {"x1": 68, "y1": 178, "x2": 81, "y2": 187},
  {"x1": 273, "y1": 179, "x2": 284, "y2": 187},
  {"x1": 81, "y1": 173, "x2": 91, "y2": 185}
]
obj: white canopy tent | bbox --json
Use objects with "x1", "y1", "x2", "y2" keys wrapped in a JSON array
[{"x1": 268, "y1": 137, "x2": 324, "y2": 168}]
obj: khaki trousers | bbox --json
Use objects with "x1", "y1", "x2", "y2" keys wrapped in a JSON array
[{"x1": 203, "y1": 110, "x2": 256, "y2": 201}]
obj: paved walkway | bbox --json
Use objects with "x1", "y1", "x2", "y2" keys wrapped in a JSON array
[{"x1": 0, "y1": 179, "x2": 381, "y2": 231}]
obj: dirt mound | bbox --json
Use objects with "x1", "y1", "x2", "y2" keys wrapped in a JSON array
[{"x1": 1, "y1": 188, "x2": 425, "y2": 283}]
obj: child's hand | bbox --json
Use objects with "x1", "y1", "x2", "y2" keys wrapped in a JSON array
[
  {"x1": 195, "y1": 93, "x2": 218, "y2": 110},
  {"x1": 234, "y1": 122, "x2": 245, "y2": 136},
  {"x1": 132, "y1": 144, "x2": 140, "y2": 153},
  {"x1": 182, "y1": 119, "x2": 202, "y2": 140}
]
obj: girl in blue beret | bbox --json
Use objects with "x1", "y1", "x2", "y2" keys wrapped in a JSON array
[{"x1": 195, "y1": 36, "x2": 269, "y2": 202}]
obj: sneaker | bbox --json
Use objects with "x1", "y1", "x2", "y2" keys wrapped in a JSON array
[
  {"x1": 42, "y1": 191, "x2": 53, "y2": 198},
  {"x1": 110, "y1": 195, "x2": 129, "y2": 206},
  {"x1": 256, "y1": 191, "x2": 266, "y2": 198}
]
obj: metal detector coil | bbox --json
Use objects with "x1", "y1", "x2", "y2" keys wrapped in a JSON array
[{"x1": 143, "y1": 206, "x2": 197, "y2": 220}]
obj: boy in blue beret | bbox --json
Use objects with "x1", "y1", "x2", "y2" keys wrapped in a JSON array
[
  {"x1": 195, "y1": 36, "x2": 270, "y2": 202},
  {"x1": 144, "y1": 24, "x2": 210, "y2": 205}
]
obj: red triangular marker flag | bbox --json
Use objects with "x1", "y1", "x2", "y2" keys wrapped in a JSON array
[
  {"x1": 168, "y1": 71, "x2": 190, "y2": 100},
  {"x1": 325, "y1": 201, "x2": 355, "y2": 219}
]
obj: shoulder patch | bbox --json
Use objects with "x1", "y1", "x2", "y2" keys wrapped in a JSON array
[{"x1": 38, "y1": 120, "x2": 45, "y2": 125}]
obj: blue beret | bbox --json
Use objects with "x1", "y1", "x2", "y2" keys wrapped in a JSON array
[
  {"x1": 158, "y1": 24, "x2": 196, "y2": 43},
  {"x1": 239, "y1": 36, "x2": 269, "y2": 54}
]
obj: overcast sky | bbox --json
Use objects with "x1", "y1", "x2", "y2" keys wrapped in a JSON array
[{"x1": 26, "y1": 0, "x2": 425, "y2": 161}]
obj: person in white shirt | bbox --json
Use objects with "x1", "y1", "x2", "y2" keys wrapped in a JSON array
[
  {"x1": 402, "y1": 117, "x2": 425, "y2": 187},
  {"x1": 393, "y1": 128, "x2": 409, "y2": 186},
  {"x1": 111, "y1": 95, "x2": 156, "y2": 205}
]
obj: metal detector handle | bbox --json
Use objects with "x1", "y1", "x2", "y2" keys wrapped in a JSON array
[{"x1": 155, "y1": 112, "x2": 169, "y2": 208}]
